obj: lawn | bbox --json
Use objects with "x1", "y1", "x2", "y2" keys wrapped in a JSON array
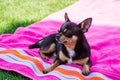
[
  {"x1": 0, "y1": 0, "x2": 77, "y2": 34},
  {"x1": 0, "y1": 0, "x2": 77, "y2": 80}
]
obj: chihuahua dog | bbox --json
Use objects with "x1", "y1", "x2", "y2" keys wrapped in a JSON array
[
  {"x1": 29, "y1": 33, "x2": 57, "y2": 60},
  {"x1": 43, "y1": 13, "x2": 92, "y2": 76}
]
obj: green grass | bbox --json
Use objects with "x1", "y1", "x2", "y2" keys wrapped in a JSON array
[
  {"x1": 0, "y1": 0, "x2": 77, "y2": 80},
  {"x1": 0, "y1": 0, "x2": 77, "y2": 34},
  {"x1": 0, "y1": 69, "x2": 31, "y2": 80}
]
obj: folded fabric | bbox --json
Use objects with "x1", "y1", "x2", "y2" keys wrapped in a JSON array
[{"x1": 0, "y1": 20, "x2": 120, "y2": 80}]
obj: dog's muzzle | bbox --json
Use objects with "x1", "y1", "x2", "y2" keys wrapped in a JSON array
[
  {"x1": 56, "y1": 33, "x2": 68, "y2": 44},
  {"x1": 56, "y1": 33, "x2": 61, "y2": 42}
]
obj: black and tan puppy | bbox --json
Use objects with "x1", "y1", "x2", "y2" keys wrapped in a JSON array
[
  {"x1": 43, "y1": 13, "x2": 92, "y2": 76},
  {"x1": 29, "y1": 33, "x2": 57, "y2": 60}
]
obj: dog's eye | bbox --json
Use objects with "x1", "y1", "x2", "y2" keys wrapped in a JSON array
[{"x1": 63, "y1": 29, "x2": 67, "y2": 32}]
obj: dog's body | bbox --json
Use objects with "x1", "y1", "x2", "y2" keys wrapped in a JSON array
[{"x1": 29, "y1": 13, "x2": 92, "y2": 75}]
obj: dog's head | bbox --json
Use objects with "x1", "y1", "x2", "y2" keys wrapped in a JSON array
[{"x1": 56, "y1": 13, "x2": 92, "y2": 45}]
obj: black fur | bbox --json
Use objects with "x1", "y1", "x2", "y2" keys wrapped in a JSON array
[
  {"x1": 54, "y1": 15, "x2": 92, "y2": 75},
  {"x1": 56, "y1": 21, "x2": 91, "y2": 61},
  {"x1": 29, "y1": 13, "x2": 92, "y2": 76}
]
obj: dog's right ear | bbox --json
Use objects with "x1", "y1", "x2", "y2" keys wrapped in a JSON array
[
  {"x1": 64, "y1": 12, "x2": 70, "y2": 22},
  {"x1": 78, "y1": 18, "x2": 92, "y2": 33}
]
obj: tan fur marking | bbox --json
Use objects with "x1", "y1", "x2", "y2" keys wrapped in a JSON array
[
  {"x1": 39, "y1": 43, "x2": 55, "y2": 59},
  {"x1": 60, "y1": 35, "x2": 77, "y2": 50},
  {"x1": 39, "y1": 51, "x2": 48, "y2": 59},
  {"x1": 64, "y1": 36, "x2": 77, "y2": 50},
  {"x1": 41, "y1": 43, "x2": 55, "y2": 54},
  {"x1": 82, "y1": 64, "x2": 89, "y2": 74},
  {"x1": 59, "y1": 51, "x2": 69, "y2": 62},
  {"x1": 73, "y1": 57, "x2": 89, "y2": 65},
  {"x1": 59, "y1": 50, "x2": 89, "y2": 65},
  {"x1": 59, "y1": 35, "x2": 66, "y2": 42}
]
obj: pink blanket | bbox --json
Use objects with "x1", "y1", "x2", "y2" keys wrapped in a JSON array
[
  {"x1": 0, "y1": 20, "x2": 120, "y2": 80},
  {"x1": 0, "y1": 0, "x2": 120, "y2": 80}
]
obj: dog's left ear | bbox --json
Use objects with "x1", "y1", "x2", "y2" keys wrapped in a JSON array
[
  {"x1": 78, "y1": 18, "x2": 92, "y2": 33},
  {"x1": 64, "y1": 12, "x2": 70, "y2": 22}
]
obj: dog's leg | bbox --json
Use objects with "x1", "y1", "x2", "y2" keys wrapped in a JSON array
[
  {"x1": 82, "y1": 64, "x2": 90, "y2": 76},
  {"x1": 82, "y1": 59, "x2": 92, "y2": 76},
  {"x1": 73, "y1": 57, "x2": 91, "y2": 76},
  {"x1": 39, "y1": 51, "x2": 49, "y2": 60},
  {"x1": 43, "y1": 59, "x2": 61, "y2": 74}
]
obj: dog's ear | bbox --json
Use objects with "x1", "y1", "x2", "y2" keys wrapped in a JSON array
[
  {"x1": 78, "y1": 18, "x2": 92, "y2": 33},
  {"x1": 64, "y1": 12, "x2": 70, "y2": 22}
]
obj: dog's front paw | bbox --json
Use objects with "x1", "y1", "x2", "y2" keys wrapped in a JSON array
[
  {"x1": 43, "y1": 69, "x2": 49, "y2": 74},
  {"x1": 82, "y1": 70, "x2": 90, "y2": 76},
  {"x1": 42, "y1": 68, "x2": 52, "y2": 74},
  {"x1": 82, "y1": 64, "x2": 90, "y2": 76}
]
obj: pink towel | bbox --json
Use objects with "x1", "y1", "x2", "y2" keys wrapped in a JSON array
[
  {"x1": 0, "y1": 0, "x2": 120, "y2": 80},
  {"x1": 0, "y1": 20, "x2": 120, "y2": 80}
]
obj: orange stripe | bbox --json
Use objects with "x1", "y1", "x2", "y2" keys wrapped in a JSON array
[
  {"x1": 0, "y1": 49, "x2": 44, "y2": 72},
  {"x1": 87, "y1": 77, "x2": 104, "y2": 80},
  {"x1": 55, "y1": 67, "x2": 104, "y2": 80},
  {"x1": 0, "y1": 49, "x2": 105, "y2": 80},
  {"x1": 55, "y1": 67, "x2": 84, "y2": 79}
]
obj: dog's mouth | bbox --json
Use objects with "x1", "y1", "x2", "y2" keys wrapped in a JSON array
[
  {"x1": 56, "y1": 34, "x2": 74, "y2": 44},
  {"x1": 56, "y1": 37, "x2": 72, "y2": 44},
  {"x1": 57, "y1": 40, "x2": 68, "y2": 44}
]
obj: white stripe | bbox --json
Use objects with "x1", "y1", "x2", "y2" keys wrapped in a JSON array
[
  {"x1": 13, "y1": 48, "x2": 29, "y2": 56},
  {"x1": 0, "y1": 54, "x2": 44, "y2": 76},
  {"x1": 0, "y1": 48, "x2": 52, "y2": 68},
  {"x1": 0, "y1": 53, "x2": 78, "y2": 80},
  {"x1": 48, "y1": 71, "x2": 78, "y2": 80},
  {"x1": 0, "y1": 48, "x2": 6, "y2": 51},
  {"x1": 0, "y1": 48, "x2": 50, "y2": 68},
  {"x1": 0, "y1": 48, "x2": 29, "y2": 56},
  {"x1": 54, "y1": 65, "x2": 82, "y2": 80},
  {"x1": 59, "y1": 65, "x2": 82, "y2": 72},
  {"x1": 56, "y1": 65, "x2": 111, "y2": 80},
  {"x1": 0, "y1": 53, "x2": 64, "y2": 79},
  {"x1": 87, "y1": 72, "x2": 111, "y2": 80},
  {"x1": 0, "y1": 48, "x2": 111, "y2": 80}
]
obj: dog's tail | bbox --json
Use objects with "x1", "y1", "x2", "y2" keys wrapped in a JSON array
[
  {"x1": 29, "y1": 39, "x2": 43, "y2": 49},
  {"x1": 29, "y1": 42, "x2": 40, "y2": 49}
]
